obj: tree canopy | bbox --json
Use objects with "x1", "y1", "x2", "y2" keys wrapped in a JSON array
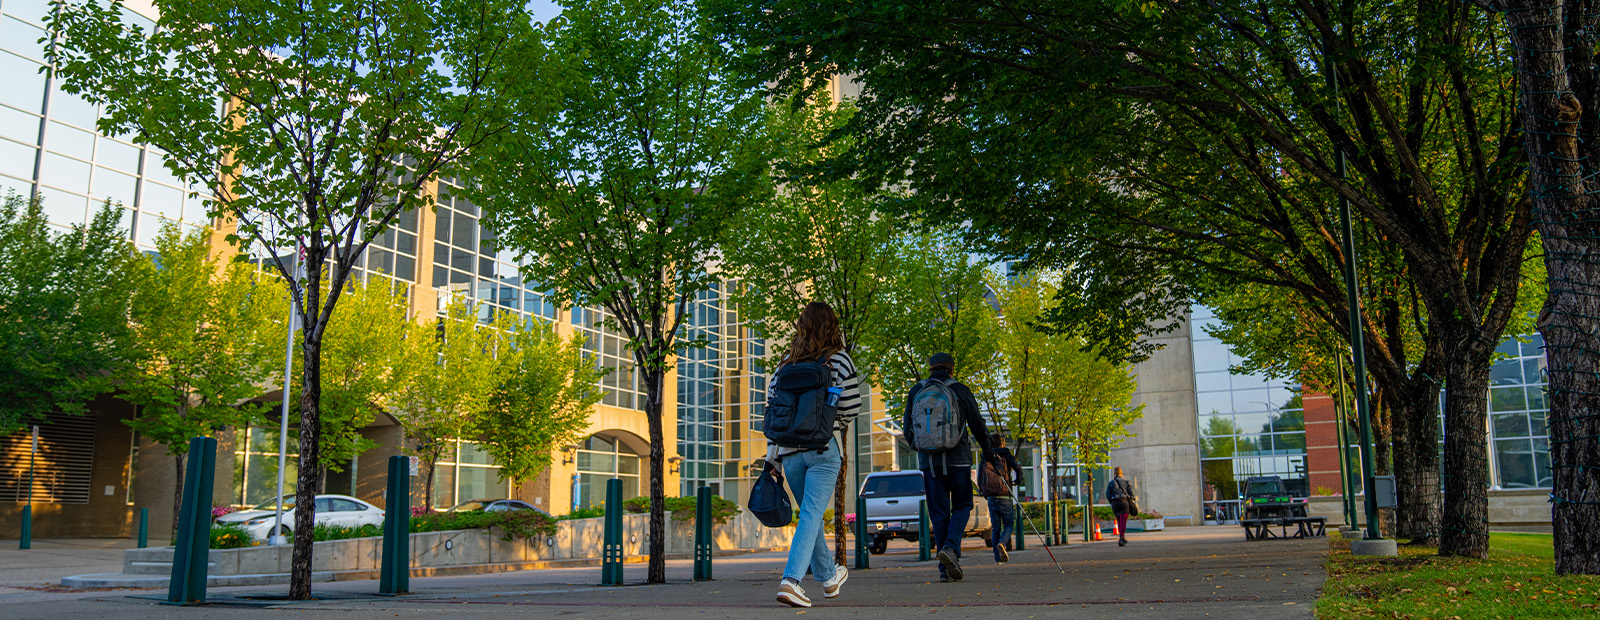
[{"x1": 0, "y1": 196, "x2": 137, "y2": 433}]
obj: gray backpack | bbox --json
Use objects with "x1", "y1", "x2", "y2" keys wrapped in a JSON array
[{"x1": 910, "y1": 378, "x2": 964, "y2": 452}]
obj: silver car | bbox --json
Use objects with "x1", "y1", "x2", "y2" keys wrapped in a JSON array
[{"x1": 860, "y1": 470, "x2": 991, "y2": 554}]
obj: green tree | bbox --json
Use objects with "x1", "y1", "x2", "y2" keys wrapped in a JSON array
[
  {"x1": 0, "y1": 196, "x2": 138, "y2": 432},
  {"x1": 868, "y1": 230, "x2": 999, "y2": 405},
  {"x1": 1496, "y1": 0, "x2": 1600, "y2": 575},
  {"x1": 120, "y1": 223, "x2": 283, "y2": 536},
  {"x1": 473, "y1": 312, "x2": 605, "y2": 486},
  {"x1": 986, "y1": 269, "x2": 1057, "y2": 447},
  {"x1": 707, "y1": 0, "x2": 1535, "y2": 559},
  {"x1": 722, "y1": 98, "x2": 904, "y2": 566},
  {"x1": 1034, "y1": 333, "x2": 1143, "y2": 509},
  {"x1": 391, "y1": 300, "x2": 501, "y2": 509},
  {"x1": 458, "y1": 0, "x2": 767, "y2": 582},
  {"x1": 47, "y1": 0, "x2": 540, "y2": 595},
  {"x1": 295, "y1": 277, "x2": 419, "y2": 478}
]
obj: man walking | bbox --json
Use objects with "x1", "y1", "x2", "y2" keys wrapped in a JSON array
[
  {"x1": 980, "y1": 436, "x2": 1024, "y2": 563},
  {"x1": 902, "y1": 352, "x2": 994, "y2": 582}
]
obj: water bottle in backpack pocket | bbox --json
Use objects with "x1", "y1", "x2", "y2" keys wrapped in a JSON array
[
  {"x1": 762, "y1": 359, "x2": 837, "y2": 450},
  {"x1": 910, "y1": 377, "x2": 964, "y2": 452}
]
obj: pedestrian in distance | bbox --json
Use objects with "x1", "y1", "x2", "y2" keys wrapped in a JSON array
[
  {"x1": 978, "y1": 435, "x2": 1024, "y2": 563},
  {"x1": 761, "y1": 302, "x2": 863, "y2": 608},
  {"x1": 1106, "y1": 467, "x2": 1137, "y2": 547},
  {"x1": 902, "y1": 352, "x2": 995, "y2": 582}
]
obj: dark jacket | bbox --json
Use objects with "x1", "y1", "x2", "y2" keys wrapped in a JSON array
[
  {"x1": 991, "y1": 446, "x2": 1024, "y2": 486},
  {"x1": 902, "y1": 369, "x2": 993, "y2": 472},
  {"x1": 1106, "y1": 476, "x2": 1134, "y2": 501}
]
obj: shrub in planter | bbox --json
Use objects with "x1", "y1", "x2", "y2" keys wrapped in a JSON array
[
  {"x1": 559, "y1": 505, "x2": 605, "y2": 520},
  {"x1": 622, "y1": 495, "x2": 742, "y2": 525},
  {"x1": 312, "y1": 523, "x2": 383, "y2": 541},
  {"x1": 410, "y1": 508, "x2": 557, "y2": 541},
  {"x1": 210, "y1": 522, "x2": 259, "y2": 549}
]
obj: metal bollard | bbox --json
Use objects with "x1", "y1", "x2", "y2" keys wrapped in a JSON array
[
  {"x1": 138, "y1": 508, "x2": 149, "y2": 549},
  {"x1": 917, "y1": 499, "x2": 931, "y2": 561},
  {"x1": 379, "y1": 455, "x2": 412, "y2": 595},
  {"x1": 167, "y1": 436, "x2": 216, "y2": 605},
  {"x1": 853, "y1": 496, "x2": 869, "y2": 570},
  {"x1": 1045, "y1": 502, "x2": 1055, "y2": 546},
  {"x1": 1014, "y1": 504, "x2": 1025, "y2": 551},
  {"x1": 693, "y1": 486, "x2": 712, "y2": 581},
  {"x1": 600, "y1": 479, "x2": 624, "y2": 586},
  {"x1": 18, "y1": 506, "x2": 30, "y2": 550},
  {"x1": 1058, "y1": 502, "x2": 1069, "y2": 546}
]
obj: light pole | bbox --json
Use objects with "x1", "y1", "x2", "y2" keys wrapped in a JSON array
[
  {"x1": 1325, "y1": 35, "x2": 1387, "y2": 547},
  {"x1": 269, "y1": 243, "x2": 301, "y2": 547}
]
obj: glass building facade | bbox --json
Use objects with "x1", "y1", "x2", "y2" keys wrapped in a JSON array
[
  {"x1": 0, "y1": 0, "x2": 209, "y2": 246},
  {"x1": 1191, "y1": 306, "x2": 1555, "y2": 517}
]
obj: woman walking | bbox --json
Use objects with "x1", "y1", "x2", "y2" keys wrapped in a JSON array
[
  {"x1": 764, "y1": 302, "x2": 862, "y2": 607},
  {"x1": 1106, "y1": 467, "x2": 1136, "y2": 547}
]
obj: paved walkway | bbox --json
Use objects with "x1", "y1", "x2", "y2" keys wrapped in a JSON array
[
  {"x1": 0, "y1": 526, "x2": 1329, "y2": 619},
  {"x1": 0, "y1": 538, "x2": 136, "y2": 604}
]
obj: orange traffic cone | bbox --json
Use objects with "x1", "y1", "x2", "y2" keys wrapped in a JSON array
[{"x1": 1093, "y1": 527, "x2": 1103, "y2": 541}]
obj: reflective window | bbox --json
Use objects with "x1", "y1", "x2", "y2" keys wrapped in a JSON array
[{"x1": 0, "y1": 103, "x2": 40, "y2": 143}]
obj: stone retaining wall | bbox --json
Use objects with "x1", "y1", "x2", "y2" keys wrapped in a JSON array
[{"x1": 125, "y1": 511, "x2": 795, "y2": 576}]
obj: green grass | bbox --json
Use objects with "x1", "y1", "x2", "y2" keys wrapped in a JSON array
[{"x1": 1316, "y1": 532, "x2": 1599, "y2": 619}]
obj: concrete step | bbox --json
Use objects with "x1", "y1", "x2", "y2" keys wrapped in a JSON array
[
  {"x1": 126, "y1": 560, "x2": 215, "y2": 575},
  {"x1": 61, "y1": 571, "x2": 336, "y2": 589}
]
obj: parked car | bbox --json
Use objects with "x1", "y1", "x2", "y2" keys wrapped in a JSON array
[
  {"x1": 446, "y1": 498, "x2": 548, "y2": 515},
  {"x1": 859, "y1": 470, "x2": 990, "y2": 554},
  {"x1": 216, "y1": 494, "x2": 385, "y2": 540}
]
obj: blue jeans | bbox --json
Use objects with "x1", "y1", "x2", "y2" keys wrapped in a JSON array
[
  {"x1": 987, "y1": 496, "x2": 1014, "y2": 558},
  {"x1": 781, "y1": 439, "x2": 841, "y2": 584},
  {"x1": 922, "y1": 466, "x2": 973, "y2": 564}
]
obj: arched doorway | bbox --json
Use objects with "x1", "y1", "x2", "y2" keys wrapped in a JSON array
[{"x1": 573, "y1": 433, "x2": 643, "y2": 510}]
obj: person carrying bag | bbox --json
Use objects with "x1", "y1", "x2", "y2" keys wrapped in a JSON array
[{"x1": 758, "y1": 302, "x2": 861, "y2": 608}]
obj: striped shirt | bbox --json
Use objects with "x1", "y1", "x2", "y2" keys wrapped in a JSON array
[{"x1": 765, "y1": 350, "x2": 863, "y2": 461}]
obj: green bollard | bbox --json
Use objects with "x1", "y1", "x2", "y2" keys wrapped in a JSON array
[
  {"x1": 1045, "y1": 502, "x2": 1055, "y2": 546},
  {"x1": 600, "y1": 479, "x2": 624, "y2": 586},
  {"x1": 167, "y1": 436, "x2": 216, "y2": 605},
  {"x1": 917, "y1": 499, "x2": 931, "y2": 561},
  {"x1": 853, "y1": 496, "x2": 869, "y2": 570},
  {"x1": 693, "y1": 486, "x2": 712, "y2": 581},
  {"x1": 379, "y1": 456, "x2": 412, "y2": 595},
  {"x1": 18, "y1": 506, "x2": 30, "y2": 550},
  {"x1": 1058, "y1": 502, "x2": 1069, "y2": 546},
  {"x1": 1014, "y1": 504, "x2": 1025, "y2": 551},
  {"x1": 138, "y1": 508, "x2": 149, "y2": 549}
]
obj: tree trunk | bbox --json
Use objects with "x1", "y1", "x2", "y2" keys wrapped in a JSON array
[
  {"x1": 170, "y1": 454, "x2": 185, "y2": 541},
  {"x1": 288, "y1": 327, "x2": 323, "y2": 599},
  {"x1": 1372, "y1": 390, "x2": 1394, "y2": 539},
  {"x1": 644, "y1": 367, "x2": 667, "y2": 584},
  {"x1": 1388, "y1": 381, "x2": 1441, "y2": 545},
  {"x1": 1502, "y1": 0, "x2": 1600, "y2": 574},
  {"x1": 1438, "y1": 331, "x2": 1493, "y2": 558},
  {"x1": 1543, "y1": 245, "x2": 1600, "y2": 573}
]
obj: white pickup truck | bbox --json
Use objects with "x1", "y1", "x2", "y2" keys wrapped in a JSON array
[{"x1": 860, "y1": 470, "x2": 991, "y2": 554}]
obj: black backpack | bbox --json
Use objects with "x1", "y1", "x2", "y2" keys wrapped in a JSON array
[{"x1": 762, "y1": 358, "x2": 837, "y2": 450}]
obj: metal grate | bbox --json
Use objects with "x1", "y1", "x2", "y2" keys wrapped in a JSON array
[{"x1": 0, "y1": 411, "x2": 96, "y2": 504}]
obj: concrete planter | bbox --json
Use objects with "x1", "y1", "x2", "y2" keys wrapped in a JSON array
[{"x1": 120, "y1": 511, "x2": 792, "y2": 577}]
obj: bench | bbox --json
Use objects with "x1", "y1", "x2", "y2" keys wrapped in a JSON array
[
  {"x1": 1287, "y1": 516, "x2": 1327, "y2": 539},
  {"x1": 1240, "y1": 518, "x2": 1284, "y2": 540}
]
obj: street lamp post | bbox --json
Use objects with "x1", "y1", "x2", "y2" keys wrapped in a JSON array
[
  {"x1": 270, "y1": 243, "x2": 301, "y2": 547},
  {"x1": 1325, "y1": 36, "x2": 1387, "y2": 546}
]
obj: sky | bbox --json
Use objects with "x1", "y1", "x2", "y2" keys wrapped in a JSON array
[{"x1": 529, "y1": 1, "x2": 562, "y2": 25}]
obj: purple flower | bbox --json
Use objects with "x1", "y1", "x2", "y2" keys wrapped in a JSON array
[{"x1": 211, "y1": 506, "x2": 238, "y2": 518}]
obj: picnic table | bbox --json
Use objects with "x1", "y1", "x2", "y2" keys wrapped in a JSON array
[{"x1": 1241, "y1": 515, "x2": 1327, "y2": 540}]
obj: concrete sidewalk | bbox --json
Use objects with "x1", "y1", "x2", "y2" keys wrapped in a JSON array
[
  {"x1": 0, "y1": 526, "x2": 1329, "y2": 618},
  {"x1": 0, "y1": 538, "x2": 141, "y2": 604}
]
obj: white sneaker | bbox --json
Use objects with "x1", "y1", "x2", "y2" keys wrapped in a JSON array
[
  {"x1": 777, "y1": 580, "x2": 811, "y2": 608},
  {"x1": 822, "y1": 565, "x2": 848, "y2": 598}
]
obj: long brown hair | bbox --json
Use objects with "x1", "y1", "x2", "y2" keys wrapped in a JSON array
[{"x1": 783, "y1": 302, "x2": 844, "y2": 364}]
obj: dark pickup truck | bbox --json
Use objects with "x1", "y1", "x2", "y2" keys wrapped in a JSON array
[{"x1": 1241, "y1": 476, "x2": 1308, "y2": 521}]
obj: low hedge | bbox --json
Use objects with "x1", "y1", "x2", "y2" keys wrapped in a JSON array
[
  {"x1": 622, "y1": 495, "x2": 742, "y2": 524},
  {"x1": 410, "y1": 508, "x2": 557, "y2": 541}
]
